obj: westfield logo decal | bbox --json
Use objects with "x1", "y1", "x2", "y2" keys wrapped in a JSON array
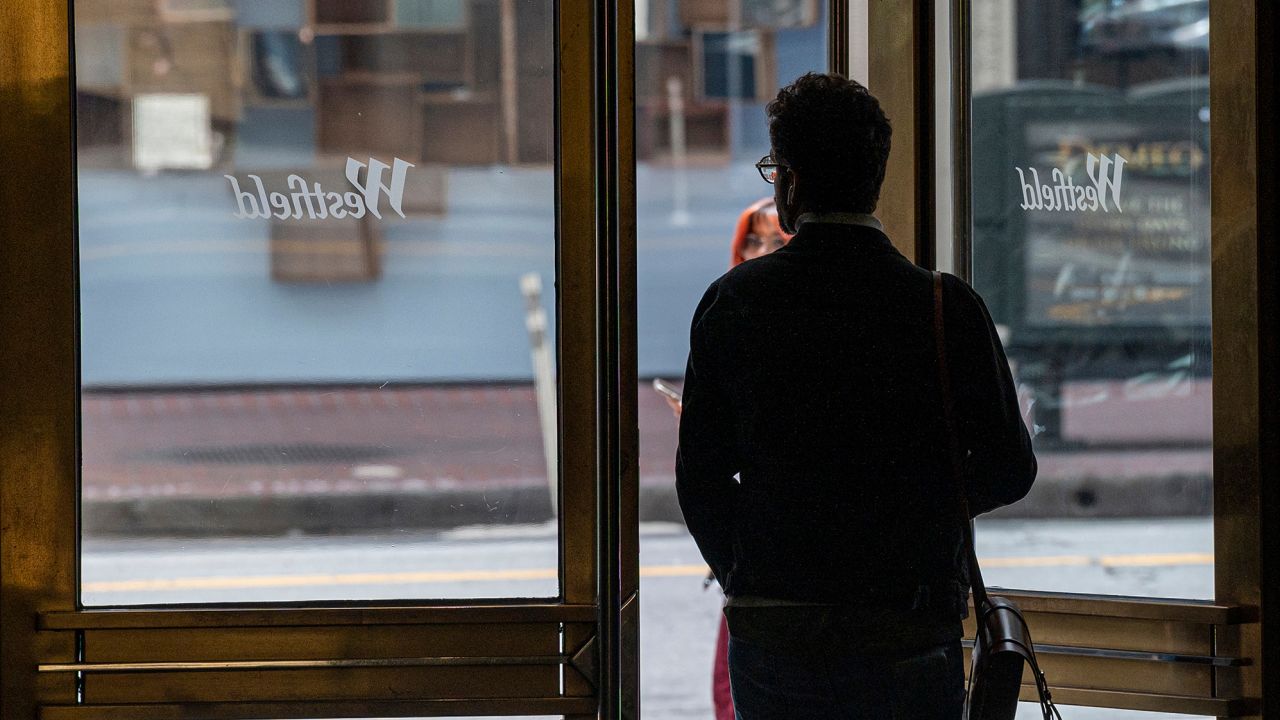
[
  {"x1": 1016, "y1": 153, "x2": 1127, "y2": 213},
  {"x1": 226, "y1": 157, "x2": 414, "y2": 220}
]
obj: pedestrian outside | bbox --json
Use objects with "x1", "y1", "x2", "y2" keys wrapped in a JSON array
[
  {"x1": 659, "y1": 197, "x2": 793, "y2": 720},
  {"x1": 714, "y1": 197, "x2": 792, "y2": 720}
]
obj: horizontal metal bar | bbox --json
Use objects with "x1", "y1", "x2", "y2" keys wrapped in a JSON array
[
  {"x1": 977, "y1": 589, "x2": 1254, "y2": 624},
  {"x1": 960, "y1": 640, "x2": 1246, "y2": 667},
  {"x1": 39, "y1": 654, "x2": 567, "y2": 674},
  {"x1": 39, "y1": 697, "x2": 598, "y2": 720},
  {"x1": 75, "y1": 622, "x2": 562, "y2": 667},
  {"x1": 41, "y1": 603, "x2": 596, "y2": 630},
  {"x1": 1025, "y1": 686, "x2": 1259, "y2": 716},
  {"x1": 47, "y1": 593, "x2": 1244, "y2": 628}
]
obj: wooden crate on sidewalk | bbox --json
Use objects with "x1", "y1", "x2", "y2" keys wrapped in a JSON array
[{"x1": 270, "y1": 214, "x2": 383, "y2": 283}]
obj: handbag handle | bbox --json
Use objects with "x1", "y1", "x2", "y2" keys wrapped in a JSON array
[{"x1": 932, "y1": 270, "x2": 990, "y2": 611}]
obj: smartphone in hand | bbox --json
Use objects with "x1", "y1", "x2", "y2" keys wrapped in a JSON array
[{"x1": 651, "y1": 378, "x2": 682, "y2": 403}]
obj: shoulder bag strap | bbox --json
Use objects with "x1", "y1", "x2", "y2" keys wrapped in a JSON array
[{"x1": 932, "y1": 270, "x2": 990, "y2": 609}]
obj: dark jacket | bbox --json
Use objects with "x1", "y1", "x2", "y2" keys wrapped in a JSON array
[{"x1": 676, "y1": 220, "x2": 1036, "y2": 614}]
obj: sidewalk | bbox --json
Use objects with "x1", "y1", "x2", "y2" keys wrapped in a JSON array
[{"x1": 82, "y1": 384, "x2": 1212, "y2": 536}]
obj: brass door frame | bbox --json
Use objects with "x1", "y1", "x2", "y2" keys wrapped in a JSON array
[
  {"x1": 867, "y1": 0, "x2": 935, "y2": 265},
  {"x1": 1, "y1": 0, "x2": 80, "y2": 716},
  {"x1": 6, "y1": 0, "x2": 1269, "y2": 716},
  {"x1": 1, "y1": 1, "x2": 859, "y2": 718},
  {"x1": 867, "y1": 0, "x2": 1279, "y2": 715},
  {"x1": 0, "y1": 2, "x2": 637, "y2": 719}
]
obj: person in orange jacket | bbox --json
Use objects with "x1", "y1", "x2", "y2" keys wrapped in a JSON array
[
  {"x1": 729, "y1": 198, "x2": 791, "y2": 267},
  {"x1": 664, "y1": 197, "x2": 792, "y2": 720}
]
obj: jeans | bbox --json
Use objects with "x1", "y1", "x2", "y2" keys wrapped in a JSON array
[{"x1": 728, "y1": 633, "x2": 965, "y2": 720}]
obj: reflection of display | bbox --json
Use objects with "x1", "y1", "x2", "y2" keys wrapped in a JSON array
[
  {"x1": 971, "y1": 0, "x2": 1015, "y2": 92},
  {"x1": 678, "y1": 0, "x2": 819, "y2": 29},
  {"x1": 697, "y1": 32, "x2": 776, "y2": 101},
  {"x1": 250, "y1": 31, "x2": 306, "y2": 100},
  {"x1": 741, "y1": 0, "x2": 818, "y2": 28},
  {"x1": 1019, "y1": 119, "x2": 1209, "y2": 329},
  {"x1": 395, "y1": 0, "x2": 466, "y2": 27},
  {"x1": 1079, "y1": 0, "x2": 1209, "y2": 54},
  {"x1": 132, "y1": 93, "x2": 214, "y2": 171}
]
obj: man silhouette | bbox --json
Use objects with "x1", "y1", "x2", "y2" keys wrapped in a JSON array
[{"x1": 676, "y1": 73, "x2": 1037, "y2": 719}]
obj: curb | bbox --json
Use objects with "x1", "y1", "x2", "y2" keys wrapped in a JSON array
[{"x1": 82, "y1": 472, "x2": 1212, "y2": 538}]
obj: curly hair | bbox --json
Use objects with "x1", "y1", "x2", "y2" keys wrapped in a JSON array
[{"x1": 767, "y1": 73, "x2": 892, "y2": 214}]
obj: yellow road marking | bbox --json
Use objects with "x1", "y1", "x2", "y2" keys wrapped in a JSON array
[
  {"x1": 82, "y1": 553, "x2": 1215, "y2": 594},
  {"x1": 1098, "y1": 552, "x2": 1215, "y2": 567},
  {"x1": 981, "y1": 555, "x2": 1092, "y2": 568},
  {"x1": 85, "y1": 568, "x2": 558, "y2": 593},
  {"x1": 639, "y1": 564, "x2": 712, "y2": 578}
]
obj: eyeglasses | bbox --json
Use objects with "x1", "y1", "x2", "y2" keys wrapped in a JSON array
[
  {"x1": 744, "y1": 233, "x2": 785, "y2": 250},
  {"x1": 755, "y1": 155, "x2": 789, "y2": 184}
]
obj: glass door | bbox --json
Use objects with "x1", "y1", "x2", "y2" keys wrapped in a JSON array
[
  {"x1": 1, "y1": 1, "x2": 637, "y2": 718},
  {"x1": 631, "y1": 2, "x2": 834, "y2": 717},
  {"x1": 929, "y1": 0, "x2": 1265, "y2": 715}
]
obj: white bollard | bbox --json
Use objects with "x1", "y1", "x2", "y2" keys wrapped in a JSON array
[
  {"x1": 667, "y1": 75, "x2": 691, "y2": 226},
  {"x1": 521, "y1": 272, "x2": 558, "y2": 517}
]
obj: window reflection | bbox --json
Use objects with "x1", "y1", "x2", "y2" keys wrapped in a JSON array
[
  {"x1": 968, "y1": 0, "x2": 1212, "y2": 598},
  {"x1": 76, "y1": 0, "x2": 559, "y2": 604}
]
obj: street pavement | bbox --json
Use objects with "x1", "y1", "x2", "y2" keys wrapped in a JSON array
[
  {"x1": 81, "y1": 382, "x2": 1212, "y2": 535},
  {"x1": 83, "y1": 520, "x2": 1212, "y2": 719},
  {"x1": 78, "y1": 159, "x2": 1214, "y2": 534}
]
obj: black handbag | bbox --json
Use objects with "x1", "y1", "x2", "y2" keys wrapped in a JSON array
[{"x1": 932, "y1": 271, "x2": 1062, "y2": 720}]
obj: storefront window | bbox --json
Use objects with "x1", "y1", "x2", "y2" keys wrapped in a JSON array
[
  {"x1": 76, "y1": 0, "x2": 559, "y2": 605},
  {"x1": 965, "y1": 0, "x2": 1212, "y2": 600}
]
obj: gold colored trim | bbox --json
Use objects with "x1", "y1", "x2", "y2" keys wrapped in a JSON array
[
  {"x1": 956, "y1": 596, "x2": 1251, "y2": 710},
  {"x1": 617, "y1": 0, "x2": 639, "y2": 623},
  {"x1": 1209, "y1": 0, "x2": 1272, "y2": 715},
  {"x1": 40, "y1": 655, "x2": 567, "y2": 673},
  {"x1": 616, "y1": 1, "x2": 645, "y2": 712},
  {"x1": 557, "y1": 0, "x2": 604, "y2": 707},
  {"x1": 84, "y1": 666, "x2": 561, "y2": 704},
  {"x1": 2, "y1": 1, "x2": 620, "y2": 716},
  {"x1": 1, "y1": 0, "x2": 80, "y2": 717},
  {"x1": 592, "y1": 0, "x2": 634, "y2": 715},
  {"x1": 867, "y1": 0, "x2": 933, "y2": 263},
  {"x1": 558, "y1": 0, "x2": 600, "y2": 611},
  {"x1": 615, "y1": 0, "x2": 641, "y2": 713},
  {"x1": 1009, "y1": 643, "x2": 1242, "y2": 667},
  {"x1": 828, "y1": 0, "x2": 850, "y2": 76},
  {"x1": 40, "y1": 603, "x2": 595, "y2": 629},
  {"x1": 983, "y1": 590, "x2": 1252, "y2": 625},
  {"x1": 948, "y1": 0, "x2": 971, "y2": 278},
  {"x1": 39, "y1": 697, "x2": 598, "y2": 720},
  {"x1": 1019, "y1": 687, "x2": 1256, "y2": 717}
]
